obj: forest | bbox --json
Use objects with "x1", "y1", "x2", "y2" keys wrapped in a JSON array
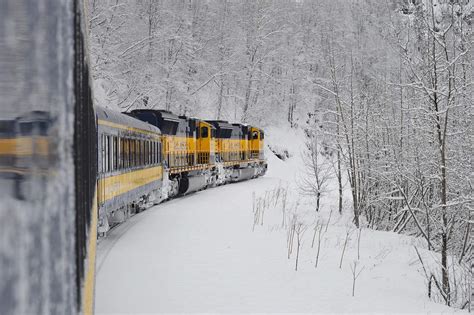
[{"x1": 89, "y1": 0, "x2": 473, "y2": 309}]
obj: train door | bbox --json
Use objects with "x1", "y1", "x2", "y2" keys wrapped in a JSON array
[
  {"x1": 210, "y1": 127, "x2": 216, "y2": 164},
  {"x1": 198, "y1": 121, "x2": 214, "y2": 165},
  {"x1": 259, "y1": 130, "x2": 265, "y2": 159},
  {"x1": 250, "y1": 127, "x2": 260, "y2": 159}
]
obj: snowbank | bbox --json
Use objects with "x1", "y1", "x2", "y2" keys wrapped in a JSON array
[{"x1": 95, "y1": 127, "x2": 465, "y2": 314}]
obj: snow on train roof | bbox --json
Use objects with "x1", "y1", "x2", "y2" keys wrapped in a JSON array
[{"x1": 95, "y1": 106, "x2": 161, "y2": 134}]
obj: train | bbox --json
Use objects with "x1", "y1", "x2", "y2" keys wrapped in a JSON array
[{"x1": 96, "y1": 107, "x2": 267, "y2": 234}]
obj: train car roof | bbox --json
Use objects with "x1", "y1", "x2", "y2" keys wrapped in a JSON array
[
  {"x1": 206, "y1": 120, "x2": 236, "y2": 130},
  {"x1": 129, "y1": 109, "x2": 183, "y2": 123},
  {"x1": 96, "y1": 106, "x2": 161, "y2": 134}
]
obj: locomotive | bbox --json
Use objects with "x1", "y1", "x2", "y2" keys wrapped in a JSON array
[{"x1": 96, "y1": 107, "x2": 267, "y2": 234}]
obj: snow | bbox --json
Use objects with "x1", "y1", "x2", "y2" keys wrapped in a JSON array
[{"x1": 95, "y1": 128, "x2": 465, "y2": 314}]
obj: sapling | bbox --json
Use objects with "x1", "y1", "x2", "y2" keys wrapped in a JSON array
[
  {"x1": 325, "y1": 208, "x2": 333, "y2": 233},
  {"x1": 350, "y1": 260, "x2": 365, "y2": 297},
  {"x1": 287, "y1": 215, "x2": 297, "y2": 259},
  {"x1": 294, "y1": 222, "x2": 307, "y2": 271},
  {"x1": 311, "y1": 220, "x2": 320, "y2": 248},
  {"x1": 281, "y1": 187, "x2": 288, "y2": 228},
  {"x1": 339, "y1": 227, "x2": 352, "y2": 269},
  {"x1": 315, "y1": 220, "x2": 325, "y2": 268}
]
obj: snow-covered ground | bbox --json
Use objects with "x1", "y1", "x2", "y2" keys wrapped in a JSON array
[{"x1": 95, "y1": 128, "x2": 465, "y2": 314}]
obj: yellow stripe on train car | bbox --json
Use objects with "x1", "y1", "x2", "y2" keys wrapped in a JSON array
[
  {"x1": 82, "y1": 186, "x2": 98, "y2": 315},
  {"x1": 97, "y1": 165, "x2": 163, "y2": 203}
]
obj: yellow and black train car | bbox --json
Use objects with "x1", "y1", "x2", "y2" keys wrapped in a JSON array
[{"x1": 126, "y1": 109, "x2": 218, "y2": 196}]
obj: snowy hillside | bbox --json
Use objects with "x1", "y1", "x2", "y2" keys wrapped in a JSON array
[{"x1": 95, "y1": 129, "x2": 466, "y2": 313}]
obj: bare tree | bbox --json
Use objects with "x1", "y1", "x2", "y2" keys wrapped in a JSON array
[{"x1": 300, "y1": 131, "x2": 332, "y2": 212}]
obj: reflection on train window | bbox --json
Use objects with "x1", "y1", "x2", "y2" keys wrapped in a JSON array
[{"x1": 252, "y1": 131, "x2": 258, "y2": 140}]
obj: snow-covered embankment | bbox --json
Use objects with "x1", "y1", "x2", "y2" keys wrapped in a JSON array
[{"x1": 95, "y1": 127, "x2": 462, "y2": 313}]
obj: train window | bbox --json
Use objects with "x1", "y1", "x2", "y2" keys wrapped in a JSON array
[
  {"x1": 138, "y1": 140, "x2": 141, "y2": 166},
  {"x1": 115, "y1": 137, "x2": 119, "y2": 170},
  {"x1": 125, "y1": 139, "x2": 132, "y2": 167},
  {"x1": 105, "y1": 135, "x2": 110, "y2": 172},
  {"x1": 135, "y1": 140, "x2": 138, "y2": 166},
  {"x1": 137, "y1": 140, "x2": 140, "y2": 166},
  {"x1": 116, "y1": 137, "x2": 120, "y2": 169},
  {"x1": 110, "y1": 136, "x2": 114, "y2": 171},
  {"x1": 129, "y1": 140, "x2": 134, "y2": 167},
  {"x1": 101, "y1": 134, "x2": 105, "y2": 173},
  {"x1": 211, "y1": 129, "x2": 216, "y2": 138},
  {"x1": 151, "y1": 142, "x2": 154, "y2": 164},
  {"x1": 141, "y1": 140, "x2": 144, "y2": 166},
  {"x1": 119, "y1": 138, "x2": 124, "y2": 169},
  {"x1": 135, "y1": 140, "x2": 138, "y2": 167},
  {"x1": 134, "y1": 140, "x2": 138, "y2": 167},
  {"x1": 148, "y1": 141, "x2": 150, "y2": 165},
  {"x1": 137, "y1": 140, "x2": 141, "y2": 166},
  {"x1": 146, "y1": 141, "x2": 149, "y2": 165},
  {"x1": 201, "y1": 127, "x2": 208, "y2": 138},
  {"x1": 252, "y1": 131, "x2": 258, "y2": 140},
  {"x1": 150, "y1": 141, "x2": 153, "y2": 165},
  {"x1": 111, "y1": 136, "x2": 115, "y2": 171},
  {"x1": 157, "y1": 142, "x2": 161, "y2": 163},
  {"x1": 156, "y1": 142, "x2": 161, "y2": 163},
  {"x1": 260, "y1": 132, "x2": 264, "y2": 139},
  {"x1": 132, "y1": 139, "x2": 135, "y2": 166},
  {"x1": 108, "y1": 136, "x2": 112, "y2": 171},
  {"x1": 122, "y1": 139, "x2": 126, "y2": 168},
  {"x1": 145, "y1": 141, "x2": 148, "y2": 165},
  {"x1": 110, "y1": 136, "x2": 117, "y2": 171},
  {"x1": 147, "y1": 141, "x2": 150, "y2": 165},
  {"x1": 113, "y1": 137, "x2": 117, "y2": 171}
]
